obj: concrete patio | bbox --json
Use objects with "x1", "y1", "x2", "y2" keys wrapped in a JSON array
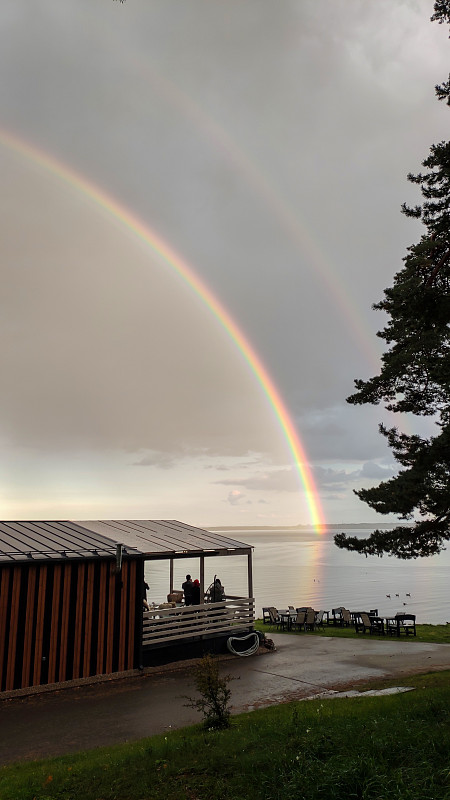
[{"x1": 0, "y1": 633, "x2": 448, "y2": 765}]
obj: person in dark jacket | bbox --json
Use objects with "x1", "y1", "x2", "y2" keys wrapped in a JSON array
[
  {"x1": 182, "y1": 574, "x2": 194, "y2": 606},
  {"x1": 210, "y1": 577, "x2": 225, "y2": 602},
  {"x1": 143, "y1": 580, "x2": 150, "y2": 611},
  {"x1": 192, "y1": 579, "x2": 201, "y2": 604}
]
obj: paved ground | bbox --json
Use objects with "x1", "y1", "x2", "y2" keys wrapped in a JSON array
[{"x1": 1, "y1": 634, "x2": 449, "y2": 765}]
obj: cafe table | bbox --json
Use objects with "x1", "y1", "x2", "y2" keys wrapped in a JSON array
[{"x1": 278, "y1": 609, "x2": 296, "y2": 630}]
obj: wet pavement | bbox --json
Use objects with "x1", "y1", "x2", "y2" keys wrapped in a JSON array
[{"x1": 1, "y1": 634, "x2": 449, "y2": 765}]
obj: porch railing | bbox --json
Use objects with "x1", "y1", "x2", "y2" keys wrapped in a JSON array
[{"x1": 142, "y1": 597, "x2": 254, "y2": 648}]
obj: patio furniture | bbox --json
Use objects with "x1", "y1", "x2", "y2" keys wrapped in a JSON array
[
  {"x1": 355, "y1": 612, "x2": 385, "y2": 635},
  {"x1": 332, "y1": 607, "x2": 351, "y2": 626},
  {"x1": 371, "y1": 616, "x2": 385, "y2": 635},
  {"x1": 331, "y1": 607, "x2": 344, "y2": 625},
  {"x1": 268, "y1": 606, "x2": 282, "y2": 629},
  {"x1": 262, "y1": 607, "x2": 272, "y2": 624},
  {"x1": 279, "y1": 609, "x2": 297, "y2": 630},
  {"x1": 355, "y1": 612, "x2": 372, "y2": 634},
  {"x1": 386, "y1": 614, "x2": 416, "y2": 636},
  {"x1": 291, "y1": 611, "x2": 306, "y2": 632},
  {"x1": 341, "y1": 608, "x2": 352, "y2": 627},
  {"x1": 167, "y1": 591, "x2": 183, "y2": 604},
  {"x1": 305, "y1": 609, "x2": 316, "y2": 631},
  {"x1": 315, "y1": 610, "x2": 326, "y2": 628}
]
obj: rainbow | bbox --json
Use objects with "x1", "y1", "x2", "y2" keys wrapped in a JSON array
[
  {"x1": 109, "y1": 43, "x2": 383, "y2": 370},
  {"x1": 0, "y1": 128, "x2": 326, "y2": 529}
]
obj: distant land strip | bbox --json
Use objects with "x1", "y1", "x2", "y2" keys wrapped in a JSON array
[{"x1": 207, "y1": 522, "x2": 407, "y2": 531}]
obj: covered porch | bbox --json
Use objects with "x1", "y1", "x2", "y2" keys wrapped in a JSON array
[{"x1": 81, "y1": 520, "x2": 255, "y2": 664}]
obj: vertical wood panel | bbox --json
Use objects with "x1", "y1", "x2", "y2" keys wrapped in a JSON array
[
  {"x1": 247, "y1": 552, "x2": 253, "y2": 600},
  {"x1": 105, "y1": 566, "x2": 116, "y2": 674},
  {"x1": 72, "y1": 564, "x2": 86, "y2": 679},
  {"x1": 32, "y1": 566, "x2": 47, "y2": 687},
  {"x1": 96, "y1": 561, "x2": 107, "y2": 675},
  {"x1": 127, "y1": 560, "x2": 136, "y2": 669},
  {"x1": 58, "y1": 564, "x2": 71, "y2": 682},
  {"x1": 118, "y1": 562, "x2": 128, "y2": 672},
  {"x1": 82, "y1": 562, "x2": 95, "y2": 677},
  {"x1": 21, "y1": 566, "x2": 37, "y2": 688},
  {"x1": 47, "y1": 564, "x2": 62, "y2": 684},
  {"x1": 200, "y1": 557, "x2": 205, "y2": 600},
  {"x1": 0, "y1": 568, "x2": 11, "y2": 690},
  {"x1": 6, "y1": 568, "x2": 22, "y2": 690}
]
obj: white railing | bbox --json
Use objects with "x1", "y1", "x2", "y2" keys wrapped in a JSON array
[{"x1": 142, "y1": 597, "x2": 254, "y2": 647}]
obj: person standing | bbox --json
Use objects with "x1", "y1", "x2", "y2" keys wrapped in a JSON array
[
  {"x1": 211, "y1": 577, "x2": 224, "y2": 602},
  {"x1": 182, "y1": 574, "x2": 194, "y2": 606},
  {"x1": 143, "y1": 580, "x2": 150, "y2": 611},
  {"x1": 192, "y1": 579, "x2": 201, "y2": 605}
]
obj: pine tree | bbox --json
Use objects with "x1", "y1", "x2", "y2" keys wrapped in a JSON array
[{"x1": 335, "y1": 2, "x2": 450, "y2": 559}]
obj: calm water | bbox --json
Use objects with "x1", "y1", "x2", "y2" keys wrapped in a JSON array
[{"x1": 144, "y1": 527, "x2": 450, "y2": 625}]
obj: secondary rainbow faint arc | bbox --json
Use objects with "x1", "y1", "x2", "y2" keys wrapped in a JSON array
[{"x1": 0, "y1": 128, "x2": 325, "y2": 529}]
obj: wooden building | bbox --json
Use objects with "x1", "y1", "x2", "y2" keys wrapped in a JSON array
[{"x1": 0, "y1": 520, "x2": 254, "y2": 692}]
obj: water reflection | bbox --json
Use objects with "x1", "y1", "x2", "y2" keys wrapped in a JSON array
[{"x1": 144, "y1": 529, "x2": 449, "y2": 624}]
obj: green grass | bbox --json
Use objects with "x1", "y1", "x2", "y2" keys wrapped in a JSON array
[
  {"x1": 1, "y1": 671, "x2": 449, "y2": 800},
  {"x1": 254, "y1": 619, "x2": 450, "y2": 644}
]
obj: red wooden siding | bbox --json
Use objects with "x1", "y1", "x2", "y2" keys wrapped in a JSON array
[
  {"x1": 6, "y1": 568, "x2": 22, "y2": 690},
  {"x1": 21, "y1": 566, "x2": 37, "y2": 687},
  {"x1": 0, "y1": 558, "x2": 141, "y2": 692},
  {"x1": 32, "y1": 566, "x2": 47, "y2": 687},
  {"x1": 0, "y1": 569, "x2": 9, "y2": 691}
]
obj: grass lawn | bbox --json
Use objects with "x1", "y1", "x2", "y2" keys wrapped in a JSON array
[
  {"x1": 254, "y1": 619, "x2": 450, "y2": 644},
  {"x1": 1, "y1": 670, "x2": 449, "y2": 800}
]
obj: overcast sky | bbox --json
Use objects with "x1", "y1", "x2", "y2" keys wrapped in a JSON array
[{"x1": 0, "y1": 0, "x2": 448, "y2": 526}]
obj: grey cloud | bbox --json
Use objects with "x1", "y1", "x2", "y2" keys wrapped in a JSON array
[
  {"x1": 216, "y1": 468, "x2": 298, "y2": 493},
  {"x1": 0, "y1": 0, "x2": 446, "y2": 522},
  {"x1": 227, "y1": 490, "x2": 245, "y2": 506},
  {"x1": 313, "y1": 462, "x2": 397, "y2": 489},
  {"x1": 216, "y1": 459, "x2": 396, "y2": 496},
  {"x1": 312, "y1": 467, "x2": 359, "y2": 489},
  {"x1": 360, "y1": 461, "x2": 396, "y2": 479},
  {"x1": 133, "y1": 451, "x2": 179, "y2": 470}
]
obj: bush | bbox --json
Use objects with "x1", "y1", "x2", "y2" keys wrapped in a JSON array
[{"x1": 184, "y1": 653, "x2": 232, "y2": 730}]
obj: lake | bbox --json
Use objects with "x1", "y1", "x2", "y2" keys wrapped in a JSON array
[{"x1": 144, "y1": 527, "x2": 450, "y2": 625}]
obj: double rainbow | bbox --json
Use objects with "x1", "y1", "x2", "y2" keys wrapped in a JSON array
[{"x1": 0, "y1": 128, "x2": 326, "y2": 529}]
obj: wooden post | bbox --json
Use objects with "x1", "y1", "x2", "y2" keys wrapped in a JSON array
[
  {"x1": 200, "y1": 556, "x2": 204, "y2": 601},
  {"x1": 169, "y1": 558, "x2": 174, "y2": 594},
  {"x1": 247, "y1": 551, "x2": 253, "y2": 600}
]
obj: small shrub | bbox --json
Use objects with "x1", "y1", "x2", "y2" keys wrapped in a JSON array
[{"x1": 184, "y1": 653, "x2": 233, "y2": 730}]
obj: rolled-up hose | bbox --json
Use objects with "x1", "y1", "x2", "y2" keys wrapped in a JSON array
[{"x1": 226, "y1": 632, "x2": 260, "y2": 657}]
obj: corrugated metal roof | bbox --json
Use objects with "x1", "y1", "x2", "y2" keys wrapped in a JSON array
[
  {"x1": 0, "y1": 520, "x2": 141, "y2": 563},
  {"x1": 0, "y1": 520, "x2": 251, "y2": 563},
  {"x1": 79, "y1": 520, "x2": 252, "y2": 557}
]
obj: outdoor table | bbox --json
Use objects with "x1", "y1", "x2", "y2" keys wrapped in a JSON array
[
  {"x1": 352, "y1": 612, "x2": 386, "y2": 634},
  {"x1": 370, "y1": 616, "x2": 386, "y2": 635},
  {"x1": 331, "y1": 608, "x2": 343, "y2": 626},
  {"x1": 385, "y1": 616, "x2": 401, "y2": 636},
  {"x1": 278, "y1": 609, "x2": 295, "y2": 630},
  {"x1": 351, "y1": 612, "x2": 364, "y2": 630}
]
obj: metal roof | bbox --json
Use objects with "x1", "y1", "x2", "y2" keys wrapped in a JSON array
[
  {"x1": 79, "y1": 520, "x2": 252, "y2": 557},
  {"x1": 0, "y1": 520, "x2": 140, "y2": 564},
  {"x1": 0, "y1": 520, "x2": 251, "y2": 563}
]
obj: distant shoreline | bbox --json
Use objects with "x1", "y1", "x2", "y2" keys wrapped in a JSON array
[{"x1": 207, "y1": 522, "x2": 405, "y2": 531}]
